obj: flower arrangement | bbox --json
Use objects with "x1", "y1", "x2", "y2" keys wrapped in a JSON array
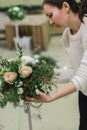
[
  {"x1": 0, "y1": 44, "x2": 57, "y2": 108},
  {"x1": 7, "y1": 6, "x2": 25, "y2": 21}
]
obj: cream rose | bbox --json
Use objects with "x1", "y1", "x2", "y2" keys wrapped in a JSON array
[
  {"x1": 19, "y1": 66, "x2": 32, "y2": 78},
  {"x1": 4, "y1": 72, "x2": 17, "y2": 84}
]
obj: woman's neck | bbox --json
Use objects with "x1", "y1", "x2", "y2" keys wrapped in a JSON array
[{"x1": 69, "y1": 13, "x2": 81, "y2": 35}]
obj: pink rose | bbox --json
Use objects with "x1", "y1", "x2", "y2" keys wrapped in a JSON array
[
  {"x1": 4, "y1": 72, "x2": 17, "y2": 84},
  {"x1": 19, "y1": 66, "x2": 32, "y2": 78}
]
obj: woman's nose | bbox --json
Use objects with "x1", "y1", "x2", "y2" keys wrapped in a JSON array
[{"x1": 49, "y1": 19, "x2": 54, "y2": 25}]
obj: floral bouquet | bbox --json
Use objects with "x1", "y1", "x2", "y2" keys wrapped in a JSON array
[{"x1": 0, "y1": 44, "x2": 57, "y2": 108}]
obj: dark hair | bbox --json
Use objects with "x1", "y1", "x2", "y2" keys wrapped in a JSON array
[
  {"x1": 43, "y1": 0, "x2": 87, "y2": 22},
  {"x1": 79, "y1": 0, "x2": 87, "y2": 21}
]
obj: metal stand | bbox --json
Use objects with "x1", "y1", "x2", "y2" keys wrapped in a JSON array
[
  {"x1": 28, "y1": 103, "x2": 33, "y2": 130},
  {"x1": 23, "y1": 102, "x2": 33, "y2": 130},
  {"x1": 22, "y1": 101, "x2": 43, "y2": 130},
  {"x1": 15, "y1": 21, "x2": 20, "y2": 38}
]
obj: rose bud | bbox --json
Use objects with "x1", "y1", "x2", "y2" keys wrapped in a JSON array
[
  {"x1": 4, "y1": 72, "x2": 17, "y2": 84},
  {"x1": 19, "y1": 66, "x2": 32, "y2": 78}
]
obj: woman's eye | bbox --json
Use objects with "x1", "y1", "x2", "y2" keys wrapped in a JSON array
[
  {"x1": 47, "y1": 13, "x2": 53, "y2": 18},
  {"x1": 49, "y1": 14, "x2": 53, "y2": 18}
]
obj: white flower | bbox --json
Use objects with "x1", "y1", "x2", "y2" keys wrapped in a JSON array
[
  {"x1": 35, "y1": 85, "x2": 38, "y2": 88},
  {"x1": 41, "y1": 85, "x2": 49, "y2": 94},
  {"x1": 33, "y1": 54, "x2": 40, "y2": 60},
  {"x1": 55, "y1": 62, "x2": 61, "y2": 68},
  {"x1": 17, "y1": 88, "x2": 23, "y2": 95},
  {"x1": 53, "y1": 68, "x2": 60, "y2": 75},
  {"x1": 21, "y1": 56, "x2": 36, "y2": 65},
  {"x1": 8, "y1": 58, "x2": 14, "y2": 62},
  {"x1": 0, "y1": 93, "x2": 4, "y2": 100},
  {"x1": 8, "y1": 58, "x2": 18, "y2": 62},
  {"x1": 19, "y1": 81, "x2": 23, "y2": 85},
  {"x1": 34, "y1": 60, "x2": 39, "y2": 64},
  {"x1": 35, "y1": 89, "x2": 40, "y2": 95},
  {"x1": 13, "y1": 7, "x2": 20, "y2": 11}
]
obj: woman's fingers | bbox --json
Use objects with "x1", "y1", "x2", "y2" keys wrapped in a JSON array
[
  {"x1": 22, "y1": 97, "x2": 37, "y2": 102},
  {"x1": 39, "y1": 92, "x2": 48, "y2": 99},
  {"x1": 22, "y1": 91, "x2": 51, "y2": 103},
  {"x1": 39, "y1": 92, "x2": 51, "y2": 102}
]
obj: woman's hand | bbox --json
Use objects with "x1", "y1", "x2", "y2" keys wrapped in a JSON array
[
  {"x1": 23, "y1": 92, "x2": 54, "y2": 103},
  {"x1": 23, "y1": 82, "x2": 76, "y2": 103}
]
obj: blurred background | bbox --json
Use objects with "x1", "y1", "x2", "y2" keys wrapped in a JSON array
[
  {"x1": 0, "y1": 0, "x2": 80, "y2": 130},
  {"x1": 0, "y1": 0, "x2": 80, "y2": 6}
]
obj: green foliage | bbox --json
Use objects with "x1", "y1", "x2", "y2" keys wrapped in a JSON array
[
  {"x1": 7, "y1": 6, "x2": 25, "y2": 21},
  {"x1": 16, "y1": 43, "x2": 23, "y2": 58},
  {"x1": 0, "y1": 56, "x2": 8, "y2": 69},
  {"x1": 0, "y1": 44, "x2": 56, "y2": 108},
  {"x1": 23, "y1": 59, "x2": 55, "y2": 98},
  {"x1": 39, "y1": 56, "x2": 57, "y2": 67},
  {"x1": 8, "y1": 58, "x2": 22, "y2": 72},
  {"x1": 0, "y1": 56, "x2": 9, "y2": 78}
]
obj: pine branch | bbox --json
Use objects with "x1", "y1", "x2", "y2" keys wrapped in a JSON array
[{"x1": 16, "y1": 43, "x2": 23, "y2": 58}]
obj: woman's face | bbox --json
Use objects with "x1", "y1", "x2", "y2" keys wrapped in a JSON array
[{"x1": 43, "y1": 3, "x2": 70, "y2": 29}]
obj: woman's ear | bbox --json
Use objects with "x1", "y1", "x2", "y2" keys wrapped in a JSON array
[{"x1": 62, "y1": 2, "x2": 70, "y2": 13}]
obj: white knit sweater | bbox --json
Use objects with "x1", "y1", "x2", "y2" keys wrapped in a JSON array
[{"x1": 56, "y1": 16, "x2": 87, "y2": 96}]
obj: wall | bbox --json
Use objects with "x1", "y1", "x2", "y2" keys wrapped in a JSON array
[
  {"x1": 0, "y1": 0, "x2": 43, "y2": 7},
  {"x1": 0, "y1": 0, "x2": 80, "y2": 7}
]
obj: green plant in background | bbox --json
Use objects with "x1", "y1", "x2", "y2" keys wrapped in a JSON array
[{"x1": 7, "y1": 6, "x2": 25, "y2": 20}]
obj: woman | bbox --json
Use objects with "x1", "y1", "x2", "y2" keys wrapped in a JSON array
[{"x1": 25, "y1": 0, "x2": 87, "y2": 129}]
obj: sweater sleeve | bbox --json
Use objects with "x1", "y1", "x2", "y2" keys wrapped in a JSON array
[
  {"x1": 71, "y1": 26, "x2": 87, "y2": 95},
  {"x1": 53, "y1": 67, "x2": 73, "y2": 83},
  {"x1": 53, "y1": 29, "x2": 74, "y2": 83}
]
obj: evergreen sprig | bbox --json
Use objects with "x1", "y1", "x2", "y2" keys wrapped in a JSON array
[
  {"x1": 16, "y1": 43, "x2": 23, "y2": 58},
  {"x1": 0, "y1": 56, "x2": 9, "y2": 69}
]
